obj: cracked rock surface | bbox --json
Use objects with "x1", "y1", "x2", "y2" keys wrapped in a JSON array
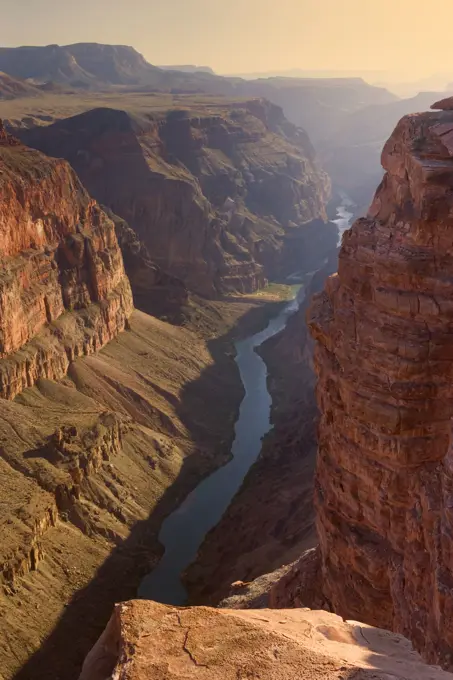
[{"x1": 78, "y1": 600, "x2": 451, "y2": 680}]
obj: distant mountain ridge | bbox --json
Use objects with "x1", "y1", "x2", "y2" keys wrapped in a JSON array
[
  {"x1": 0, "y1": 43, "x2": 398, "y2": 109},
  {"x1": 0, "y1": 43, "x2": 226, "y2": 91}
]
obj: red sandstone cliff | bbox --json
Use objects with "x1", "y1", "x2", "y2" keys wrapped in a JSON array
[
  {"x1": 19, "y1": 100, "x2": 333, "y2": 296},
  {"x1": 308, "y1": 102, "x2": 453, "y2": 668},
  {"x1": 0, "y1": 122, "x2": 132, "y2": 399}
]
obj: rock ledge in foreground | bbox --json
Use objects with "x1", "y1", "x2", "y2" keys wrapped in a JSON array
[{"x1": 79, "y1": 600, "x2": 450, "y2": 680}]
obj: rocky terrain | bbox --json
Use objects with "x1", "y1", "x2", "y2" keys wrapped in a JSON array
[
  {"x1": 244, "y1": 77, "x2": 397, "y2": 143},
  {"x1": 0, "y1": 43, "x2": 399, "y2": 115},
  {"x1": 1, "y1": 40, "x2": 428, "y2": 223},
  {"x1": 8, "y1": 40, "x2": 453, "y2": 680},
  {"x1": 19, "y1": 99, "x2": 334, "y2": 296},
  {"x1": 78, "y1": 599, "x2": 451, "y2": 680},
  {"x1": 308, "y1": 98, "x2": 453, "y2": 668},
  {"x1": 2, "y1": 40, "x2": 442, "y2": 223},
  {"x1": 0, "y1": 41, "x2": 403, "y2": 216},
  {"x1": 106, "y1": 210, "x2": 189, "y2": 323},
  {"x1": 318, "y1": 90, "x2": 443, "y2": 218}
]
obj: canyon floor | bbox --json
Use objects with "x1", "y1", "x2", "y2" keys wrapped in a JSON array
[{"x1": 0, "y1": 290, "x2": 290, "y2": 680}]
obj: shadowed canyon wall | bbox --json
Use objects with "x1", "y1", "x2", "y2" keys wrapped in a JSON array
[
  {"x1": 309, "y1": 102, "x2": 453, "y2": 668},
  {"x1": 19, "y1": 100, "x2": 334, "y2": 297}
]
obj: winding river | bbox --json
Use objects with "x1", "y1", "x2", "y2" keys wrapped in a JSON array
[
  {"x1": 138, "y1": 289, "x2": 306, "y2": 605},
  {"x1": 139, "y1": 197, "x2": 354, "y2": 606}
]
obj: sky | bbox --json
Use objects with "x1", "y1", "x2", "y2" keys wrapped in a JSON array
[{"x1": 0, "y1": 0, "x2": 449, "y2": 80}]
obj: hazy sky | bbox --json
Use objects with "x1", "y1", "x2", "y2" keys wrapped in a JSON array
[{"x1": 0, "y1": 0, "x2": 447, "y2": 78}]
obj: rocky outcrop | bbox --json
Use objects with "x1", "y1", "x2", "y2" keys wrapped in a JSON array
[
  {"x1": 0, "y1": 119, "x2": 20, "y2": 145},
  {"x1": 308, "y1": 106, "x2": 453, "y2": 668},
  {"x1": 0, "y1": 411, "x2": 123, "y2": 587},
  {"x1": 0, "y1": 126, "x2": 133, "y2": 399},
  {"x1": 78, "y1": 599, "x2": 451, "y2": 680},
  {"x1": 318, "y1": 91, "x2": 440, "y2": 222},
  {"x1": 431, "y1": 97, "x2": 453, "y2": 111},
  {"x1": 0, "y1": 43, "x2": 153, "y2": 88},
  {"x1": 20, "y1": 100, "x2": 333, "y2": 296}
]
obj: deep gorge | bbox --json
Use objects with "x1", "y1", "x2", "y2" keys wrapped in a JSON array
[
  {"x1": 139, "y1": 284, "x2": 307, "y2": 605},
  {"x1": 1, "y1": 44, "x2": 452, "y2": 680}
]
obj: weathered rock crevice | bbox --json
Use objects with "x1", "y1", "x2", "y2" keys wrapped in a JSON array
[{"x1": 78, "y1": 599, "x2": 453, "y2": 680}]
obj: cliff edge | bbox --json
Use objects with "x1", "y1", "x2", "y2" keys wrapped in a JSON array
[
  {"x1": 78, "y1": 600, "x2": 450, "y2": 680},
  {"x1": 309, "y1": 102, "x2": 453, "y2": 667}
]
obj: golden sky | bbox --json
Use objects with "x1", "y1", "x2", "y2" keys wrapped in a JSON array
[{"x1": 1, "y1": 0, "x2": 448, "y2": 79}]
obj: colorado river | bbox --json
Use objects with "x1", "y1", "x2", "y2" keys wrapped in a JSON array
[
  {"x1": 139, "y1": 287, "x2": 308, "y2": 605},
  {"x1": 139, "y1": 199, "x2": 354, "y2": 605}
]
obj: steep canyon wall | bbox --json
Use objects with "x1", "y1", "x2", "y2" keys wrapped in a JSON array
[
  {"x1": 0, "y1": 123, "x2": 133, "y2": 399},
  {"x1": 309, "y1": 103, "x2": 453, "y2": 668},
  {"x1": 20, "y1": 100, "x2": 334, "y2": 296}
]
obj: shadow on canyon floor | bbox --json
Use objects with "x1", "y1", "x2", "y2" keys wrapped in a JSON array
[{"x1": 12, "y1": 297, "x2": 287, "y2": 680}]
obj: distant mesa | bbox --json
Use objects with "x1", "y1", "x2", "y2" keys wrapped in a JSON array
[
  {"x1": 0, "y1": 43, "x2": 224, "y2": 93},
  {"x1": 19, "y1": 101, "x2": 332, "y2": 297}
]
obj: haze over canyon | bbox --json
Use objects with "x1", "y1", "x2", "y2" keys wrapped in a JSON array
[{"x1": 2, "y1": 5, "x2": 453, "y2": 680}]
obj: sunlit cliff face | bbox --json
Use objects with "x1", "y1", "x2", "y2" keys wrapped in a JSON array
[{"x1": 309, "y1": 103, "x2": 453, "y2": 668}]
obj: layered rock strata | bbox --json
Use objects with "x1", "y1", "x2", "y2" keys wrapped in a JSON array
[
  {"x1": 0, "y1": 125, "x2": 133, "y2": 398},
  {"x1": 20, "y1": 100, "x2": 333, "y2": 296},
  {"x1": 309, "y1": 107, "x2": 453, "y2": 667},
  {"x1": 0, "y1": 123, "x2": 271, "y2": 680}
]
